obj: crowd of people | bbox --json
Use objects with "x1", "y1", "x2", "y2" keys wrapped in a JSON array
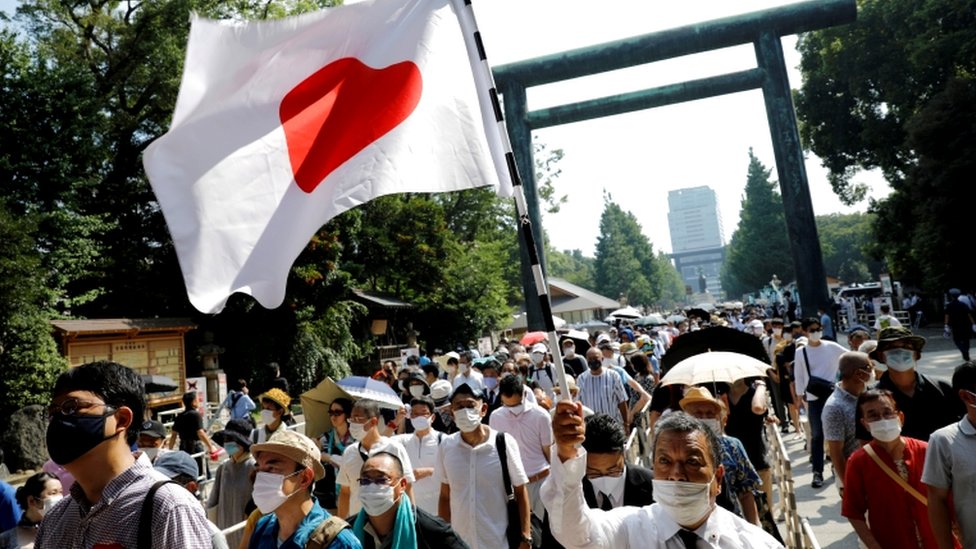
[{"x1": 2, "y1": 300, "x2": 976, "y2": 548}]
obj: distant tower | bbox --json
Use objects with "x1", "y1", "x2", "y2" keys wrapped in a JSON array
[{"x1": 667, "y1": 186, "x2": 726, "y2": 298}]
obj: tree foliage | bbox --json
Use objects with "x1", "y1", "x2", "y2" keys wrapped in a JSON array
[
  {"x1": 814, "y1": 212, "x2": 881, "y2": 284},
  {"x1": 795, "y1": 0, "x2": 976, "y2": 293},
  {"x1": 721, "y1": 150, "x2": 794, "y2": 298},
  {"x1": 548, "y1": 248, "x2": 596, "y2": 289},
  {"x1": 593, "y1": 196, "x2": 660, "y2": 307}
]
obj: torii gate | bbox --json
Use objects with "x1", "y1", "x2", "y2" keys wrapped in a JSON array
[{"x1": 494, "y1": 0, "x2": 856, "y2": 329}]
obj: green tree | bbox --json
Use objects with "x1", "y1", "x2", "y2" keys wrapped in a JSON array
[
  {"x1": 0, "y1": 203, "x2": 67, "y2": 424},
  {"x1": 795, "y1": 0, "x2": 976, "y2": 292},
  {"x1": 653, "y1": 251, "x2": 687, "y2": 310},
  {"x1": 547, "y1": 248, "x2": 596, "y2": 289},
  {"x1": 814, "y1": 212, "x2": 881, "y2": 284},
  {"x1": 593, "y1": 196, "x2": 659, "y2": 306},
  {"x1": 721, "y1": 150, "x2": 794, "y2": 298}
]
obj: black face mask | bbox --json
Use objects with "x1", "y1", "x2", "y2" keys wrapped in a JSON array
[
  {"x1": 46, "y1": 412, "x2": 118, "y2": 466},
  {"x1": 587, "y1": 359, "x2": 602, "y2": 371}
]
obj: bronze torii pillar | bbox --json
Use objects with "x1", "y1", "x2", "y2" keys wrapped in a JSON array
[{"x1": 493, "y1": 0, "x2": 856, "y2": 330}]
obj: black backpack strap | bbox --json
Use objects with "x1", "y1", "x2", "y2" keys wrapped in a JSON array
[
  {"x1": 358, "y1": 443, "x2": 368, "y2": 464},
  {"x1": 138, "y1": 480, "x2": 178, "y2": 549},
  {"x1": 496, "y1": 432, "x2": 514, "y2": 500}
]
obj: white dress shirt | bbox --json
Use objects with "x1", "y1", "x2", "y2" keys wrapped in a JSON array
[
  {"x1": 452, "y1": 368, "x2": 484, "y2": 392},
  {"x1": 488, "y1": 402, "x2": 553, "y2": 477},
  {"x1": 437, "y1": 429, "x2": 529, "y2": 549},
  {"x1": 393, "y1": 429, "x2": 443, "y2": 514},
  {"x1": 540, "y1": 448, "x2": 783, "y2": 548}
]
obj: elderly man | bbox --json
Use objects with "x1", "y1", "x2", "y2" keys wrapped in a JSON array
[
  {"x1": 822, "y1": 351, "x2": 872, "y2": 496},
  {"x1": 348, "y1": 452, "x2": 467, "y2": 548},
  {"x1": 542, "y1": 404, "x2": 782, "y2": 548},
  {"x1": 249, "y1": 430, "x2": 361, "y2": 548},
  {"x1": 576, "y1": 347, "x2": 630, "y2": 431},
  {"x1": 870, "y1": 326, "x2": 963, "y2": 441},
  {"x1": 679, "y1": 387, "x2": 761, "y2": 525}
]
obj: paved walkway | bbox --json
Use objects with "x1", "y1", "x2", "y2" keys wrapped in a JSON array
[{"x1": 788, "y1": 325, "x2": 965, "y2": 548}]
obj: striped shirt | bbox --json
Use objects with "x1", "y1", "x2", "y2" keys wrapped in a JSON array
[
  {"x1": 576, "y1": 369, "x2": 628, "y2": 424},
  {"x1": 36, "y1": 456, "x2": 213, "y2": 549}
]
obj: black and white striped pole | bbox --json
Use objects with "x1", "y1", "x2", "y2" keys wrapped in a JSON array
[{"x1": 453, "y1": 0, "x2": 573, "y2": 402}]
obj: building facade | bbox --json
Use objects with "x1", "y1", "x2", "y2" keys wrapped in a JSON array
[{"x1": 667, "y1": 186, "x2": 726, "y2": 298}]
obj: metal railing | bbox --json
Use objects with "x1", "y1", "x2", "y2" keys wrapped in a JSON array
[
  {"x1": 766, "y1": 422, "x2": 821, "y2": 549},
  {"x1": 623, "y1": 400, "x2": 653, "y2": 469}
]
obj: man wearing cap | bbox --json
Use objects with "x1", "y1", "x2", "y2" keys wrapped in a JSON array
[
  {"x1": 944, "y1": 288, "x2": 976, "y2": 361},
  {"x1": 136, "y1": 419, "x2": 170, "y2": 463},
  {"x1": 561, "y1": 339, "x2": 587, "y2": 377},
  {"x1": 451, "y1": 351, "x2": 484, "y2": 393},
  {"x1": 872, "y1": 326, "x2": 963, "y2": 441},
  {"x1": 249, "y1": 430, "x2": 361, "y2": 548},
  {"x1": 438, "y1": 383, "x2": 532, "y2": 549},
  {"x1": 252, "y1": 388, "x2": 294, "y2": 444},
  {"x1": 153, "y1": 450, "x2": 230, "y2": 549},
  {"x1": 821, "y1": 352, "x2": 873, "y2": 498},
  {"x1": 527, "y1": 342, "x2": 568, "y2": 403},
  {"x1": 209, "y1": 418, "x2": 257, "y2": 548}
]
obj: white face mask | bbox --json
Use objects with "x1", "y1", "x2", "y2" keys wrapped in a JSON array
[
  {"x1": 459, "y1": 362, "x2": 470, "y2": 374},
  {"x1": 251, "y1": 470, "x2": 302, "y2": 514},
  {"x1": 454, "y1": 407, "x2": 482, "y2": 433},
  {"x1": 807, "y1": 331, "x2": 823, "y2": 343},
  {"x1": 483, "y1": 377, "x2": 498, "y2": 392},
  {"x1": 773, "y1": 328, "x2": 783, "y2": 337},
  {"x1": 590, "y1": 475, "x2": 623, "y2": 501},
  {"x1": 602, "y1": 358, "x2": 614, "y2": 369},
  {"x1": 447, "y1": 364, "x2": 457, "y2": 375},
  {"x1": 141, "y1": 446, "x2": 160, "y2": 461},
  {"x1": 260, "y1": 409, "x2": 277, "y2": 426},
  {"x1": 506, "y1": 403, "x2": 524, "y2": 415},
  {"x1": 410, "y1": 415, "x2": 431, "y2": 432},
  {"x1": 700, "y1": 418, "x2": 722, "y2": 437},
  {"x1": 563, "y1": 347, "x2": 575, "y2": 358},
  {"x1": 651, "y1": 478, "x2": 714, "y2": 527},
  {"x1": 884, "y1": 349, "x2": 915, "y2": 372},
  {"x1": 40, "y1": 495, "x2": 63, "y2": 517},
  {"x1": 349, "y1": 421, "x2": 370, "y2": 441},
  {"x1": 531, "y1": 352, "x2": 545, "y2": 365},
  {"x1": 409, "y1": 385, "x2": 426, "y2": 398},
  {"x1": 868, "y1": 418, "x2": 902, "y2": 442},
  {"x1": 360, "y1": 482, "x2": 398, "y2": 516}
]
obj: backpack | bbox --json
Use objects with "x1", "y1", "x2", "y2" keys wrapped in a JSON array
[{"x1": 305, "y1": 516, "x2": 351, "y2": 549}]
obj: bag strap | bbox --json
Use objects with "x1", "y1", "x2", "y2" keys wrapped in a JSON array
[
  {"x1": 304, "y1": 515, "x2": 351, "y2": 549},
  {"x1": 863, "y1": 444, "x2": 927, "y2": 506},
  {"x1": 802, "y1": 347, "x2": 813, "y2": 378},
  {"x1": 496, "y1": 432, "x2": 515, "y2": 501},
  {"x1": 138, "y1": 480, "x2": 178, "y2": 549}
]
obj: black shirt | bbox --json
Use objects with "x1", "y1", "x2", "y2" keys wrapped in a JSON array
[
  {"x1": 873, "y1": 371, "x2": 964, "y2": 441},
  {"x1": 173, "y1": 409, "x2": 204, "y2": 452}
]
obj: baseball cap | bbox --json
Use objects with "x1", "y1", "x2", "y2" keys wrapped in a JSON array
[
  {"x1": 251, "y1": 429, "x2": 326, "y2": 481},
  {"x1": 430, "y1": 379, "x2": 453, "y2": 406},
  {"x1": 450, "y1": 382, "x2": 485, "y2": 402},
  {"x1": 139, "y1": 419, "x2": 166, "y2": 439},
  {"x1": 154, "y1": 450, "x2": 199, "y2": 479}
]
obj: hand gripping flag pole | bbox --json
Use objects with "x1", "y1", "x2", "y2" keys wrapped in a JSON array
[{"x1": 452, "y1": 0, "x2": 572, "y2": 402}]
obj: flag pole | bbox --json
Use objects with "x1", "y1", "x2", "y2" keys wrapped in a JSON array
[{"x1": 451, "y1": 0, "x2": 573, "y2": 402}]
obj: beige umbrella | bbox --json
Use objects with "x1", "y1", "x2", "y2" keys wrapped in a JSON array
[
  {"x1": 660, "y1": 351, "x2": 771, "y2": 387},
  {"x1": 300, "y1": 376, "x2": 403, "y2": 439}
]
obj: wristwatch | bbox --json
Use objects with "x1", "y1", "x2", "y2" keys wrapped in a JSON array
[{"x1": 521, "y1": 534, "x2": 533, "y2": 544}]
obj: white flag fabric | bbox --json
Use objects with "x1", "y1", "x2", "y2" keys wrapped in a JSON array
[{"x1": 144, "y1": 0, "x2": 508, "y2": 314}]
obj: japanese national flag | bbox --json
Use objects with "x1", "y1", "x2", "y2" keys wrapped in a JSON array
[{"x1": 143, "y1": 0, "x2": 509, "y2": 314}]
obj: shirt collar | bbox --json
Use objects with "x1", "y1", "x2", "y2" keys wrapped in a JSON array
[
  {"x1": 71, "y1": 457, "x2": 150, "y2": 512},
  {"x1": 960, "y1": 416, "x2": 976, "y2": 436}
]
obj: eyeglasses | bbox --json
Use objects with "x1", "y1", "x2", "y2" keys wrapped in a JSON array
[
  {"x1": 328, "y1": 410, "x2": 345, "y2": 417},
  {"x1": 586, "y1": 467, "x2": 624, "y2": 479},
  {"x1": 358, "y1": 476, "x2": 395, "y2": 487},
  {"x1": 47, "y1": 398, "x2": 117, "y2": 419}
]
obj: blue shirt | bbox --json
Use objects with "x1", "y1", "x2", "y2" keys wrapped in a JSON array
[
  {"x1": 250, "y1": 500, "x2": 361, "y2": 549},
  {"x1": 0, "y1": 480, "x2": 21, "y2": 532},
  {"x1": 221, "y1": 390, "x2": 257, "y2": 420}
]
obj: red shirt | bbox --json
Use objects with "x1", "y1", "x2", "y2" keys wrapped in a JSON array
[{"x1": 842, "y1": 437, "x2": 958, "y2": 549}]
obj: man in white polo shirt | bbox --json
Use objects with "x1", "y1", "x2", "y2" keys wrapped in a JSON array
[{"x1": 489, "y1": 373, "x2": 552, "y2": 522}]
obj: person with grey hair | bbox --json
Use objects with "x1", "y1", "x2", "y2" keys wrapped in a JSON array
[
  {"x1": 822, "y1": 351, "x2": 873, "y2": 496},
  {"x1": 542, "y1": 405, "x2": 782, "y2": 548}
]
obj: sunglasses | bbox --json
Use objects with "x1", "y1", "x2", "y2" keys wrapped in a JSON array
[{"x1": 328, "y1": 410, "x2": 345, "y2": 417}]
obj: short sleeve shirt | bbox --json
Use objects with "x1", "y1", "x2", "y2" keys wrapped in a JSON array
[
  {"x1": 489, "y1": 403, "x2": 553, "y2": 477},
  {"x1": 576, "y1": 370, "x2": 628, "y2": 424},
  {"x1": 922, "y1": 417, "x2": 976, "y2": 547},
  {"x1": 822, "y1": 386, "x2": 860, "y2": 459},
  {"x1": 173, "y1": 409, "x2": 204, "y2": 451}
]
